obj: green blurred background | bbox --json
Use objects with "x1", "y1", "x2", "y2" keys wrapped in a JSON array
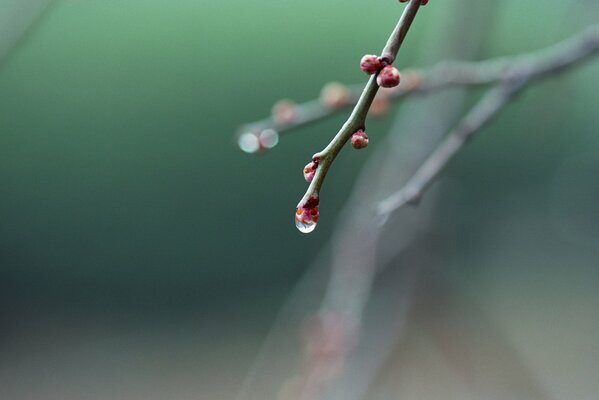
[{"x1": 1, "y1": 0, "x2": 598, "y2": 399}]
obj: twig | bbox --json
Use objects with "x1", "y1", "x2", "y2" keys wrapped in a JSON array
[
  {"x1": 297, "y1": 0, "x2": 422, "y2": 210},
  {"x1": 376, "y1": 24, "x2": 599, "y2": 218}
]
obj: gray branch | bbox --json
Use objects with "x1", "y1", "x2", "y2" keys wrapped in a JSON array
[{"x1": 376, "y1": 24, "x2": 599, "y2": 218}]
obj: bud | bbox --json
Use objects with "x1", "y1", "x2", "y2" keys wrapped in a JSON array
[
  {"x1": 272, "y1": 99, "x2": 298, "y2": 125},
  {"x1": 359, "y1": 54, "x2": 382, "y2": 75},
  {"x1": 377, "y1": 65, "x2": 401, "y2": 88},
  {"x1": 320, "y1": 82, "x2": 351, "y2": 110},
  {"x1": 351, "y1": 130, "x2": 369, "y2": 149},
  {"x1": 303, "y1": 161, "x2": 317, "y2": 183}
]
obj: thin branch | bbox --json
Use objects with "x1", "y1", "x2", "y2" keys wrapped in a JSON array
[
  {"x1": 376, "y1": 24, "x2": 599, "y2": 218},
  {"x1": 297, "y1": 0, "x2": 422, "y2": 209}
]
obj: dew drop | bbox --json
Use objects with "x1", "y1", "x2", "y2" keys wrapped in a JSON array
[
  {"x1": 295, "y1": 206, "x2": 319, "y2": 234},
  {"x1": 238, "y1": 132, "x2": 260, "y2": 153},
  {"x1": 295, "y1": 217, "x2": 317, "y2": 233},
  {"x1": 259, "y1": 129, "x2": 279, "y2": 149}
]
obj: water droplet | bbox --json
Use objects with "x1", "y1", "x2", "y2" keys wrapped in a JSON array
[
  {"x1": 238, "y1": 132, "x2": 260, "y2": 153},
  {"x1": 296, "y1": 218, "x2": 317, "y2": 233},
  {"x1": 295, "y1": 206, "x2": 319, "y2": 234},
  {"x1": 259, "y1": 129, "x2": 279, "y2": 149}
]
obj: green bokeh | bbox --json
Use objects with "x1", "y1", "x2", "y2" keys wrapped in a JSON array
[{"x1": 0, "y1": 0, "x2": 598, "y2": 323}]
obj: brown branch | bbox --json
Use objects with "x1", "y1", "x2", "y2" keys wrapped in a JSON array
[{"x1": 376, "y1": 24, "x2": 599, "y2": 218}]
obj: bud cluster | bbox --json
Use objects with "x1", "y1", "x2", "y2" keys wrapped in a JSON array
[
  {"x1": 271, "y1": 99, "x2": 298, "y2": 125},
  {"x1": 360, "y1": 55, "x2": 401, "y2": 89}
]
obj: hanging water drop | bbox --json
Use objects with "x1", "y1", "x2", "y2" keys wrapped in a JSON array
[{"x1": 295, "y1": 206, "x2": 319, "y2": 234}]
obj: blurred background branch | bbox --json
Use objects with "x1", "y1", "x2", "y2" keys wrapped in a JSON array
[
  {"x1": 0, "y1": 0, "x2": 55, "y2": 68},
  {"x1": 378, "y1": 24, "x2": 599, "y2": 217}
]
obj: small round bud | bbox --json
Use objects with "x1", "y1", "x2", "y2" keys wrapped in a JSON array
[
  {"x1": 351, "y1": 130, "x2": 369, "y2": 149},
  {"x1": 359, "y1": 54, "x2": 382, "y2": 75},
  {"x1": 320, "y1": 82, "x2": 350, "y2": 110},
  {"x1": 303, "y1": 161, "x2": 317, "y2": 183},
  {"x1": 421, "y1": 0, "x2": 429, "y2": 5},
  {"x1": 377, "y1": 65, "x2": 401, "y2": 88},
  {"x1": 272, "y1": 99, "x2": 298, "y2": 125}
]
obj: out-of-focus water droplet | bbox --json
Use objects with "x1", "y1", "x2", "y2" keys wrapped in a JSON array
[
  {"x1": 259, "y1": 129, "x2": 279, "y2": 149},
  {"x1": 238, "y1": 132, "x2": 260, "y2": 153},
  {"x1": 295, "y1": 207, "x2": 319, "y2": 233}
]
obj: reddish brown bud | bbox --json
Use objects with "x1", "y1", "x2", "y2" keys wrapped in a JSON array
[
  {"x1": 303, "y1": 161, "x2": 317, "y2": 183},
  {"x1": 320, "y1": 82, "x2": 350, "y2": 110},
  {"x1": 359, "y1": 54, "x2": 382, "y2": 75},
  {"x1": 377, "y1": 65, "x2": 401, "y2": 88},
  {"x1": 272, "y1": 99, "x2": 298, "y2": 125},
  {"x1": 351, "y1": 130, "x2": 369, "y2": 149},
  {"x1": 303, "y1": 195, "x2": 320, "y2": 209}
]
